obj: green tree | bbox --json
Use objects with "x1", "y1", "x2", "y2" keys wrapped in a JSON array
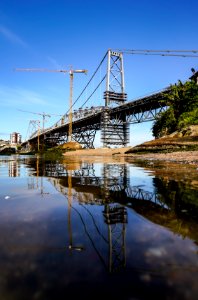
[
  {"x1": 178, "y1": 108, "x2": 198, "y2": 129},
  {"x1": 152, "y1": 107, "x2": 176, "y2": 138},
  {"x1": 152, "y1": 80, "x2": 198, "y2": 138}
]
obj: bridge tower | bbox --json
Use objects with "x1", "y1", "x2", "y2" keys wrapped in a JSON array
[
  {"x1": 104, "y1": 50, "x2": 126, "y2": 106},
  {"x1": 101, "y1": 50, "x2": 129, "y2": 147}
]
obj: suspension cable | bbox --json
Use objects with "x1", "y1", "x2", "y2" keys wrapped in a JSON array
[
  {"x1": 80, "y1": 74, "x2": 107, "y2": 108},
  {"x1": 115, "y1": 49, "x2": 198, "y2": 53},
  {"x1": 64, "y1": 50, "x2": 108, "y2": 115},
  {"x1": 114, "y1": 49, "x2": 198, "y2": 57},
  {"x1": 122, "y1": 52, "x2": 198, "y2": 58}
]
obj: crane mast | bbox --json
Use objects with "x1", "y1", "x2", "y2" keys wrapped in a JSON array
[
  {"x1": 15, "y1": 67, "x2": 87, "y2": 143},
  {"x1": 69, "y1": 72, "x2": 73, "y2": 142}
]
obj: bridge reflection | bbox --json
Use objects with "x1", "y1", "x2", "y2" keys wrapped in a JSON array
[
  {"x1": 23, "y1": 157, "x2": 198, "y2": 273},
  {"x1": 43, "y1": 160, "x2": 167, "y2": 208},
  {"x1": 47, "y1": 162, "x2": 129, "y2": 273}
]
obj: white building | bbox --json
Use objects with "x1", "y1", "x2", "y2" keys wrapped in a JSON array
[{"x1": 10, "y1": 132, "x2": 22, "y2": 145}]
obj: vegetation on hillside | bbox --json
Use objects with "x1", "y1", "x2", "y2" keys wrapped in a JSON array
[{"x1": 152, "y1": 80, "x2": 198, "y2": 138}]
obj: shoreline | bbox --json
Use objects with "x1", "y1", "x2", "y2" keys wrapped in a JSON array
[
  {"x1": 63, "y1": 148, "x2": 198, "y2": 166},
  {"x1": 124, "y1": 150, "x2": 198, "y2": 166}
]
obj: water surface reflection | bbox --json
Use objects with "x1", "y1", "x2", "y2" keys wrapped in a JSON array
[{"x1": 0, "y1": 155, "x2": 197, "y2": 300}]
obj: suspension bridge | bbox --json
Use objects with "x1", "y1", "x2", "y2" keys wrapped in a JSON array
[{"x1": 20, "y1": 49, "x2": 197, "y2": 150}]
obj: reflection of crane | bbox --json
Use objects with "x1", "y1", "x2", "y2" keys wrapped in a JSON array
[
  {"x1": 47, "y1": 172, "x2": 127, "y2": 272},
  {"x1": 15, "y1": 68, "x2": 88, "y2": 142},
  {"x1": 67, "y1": 169, "x2": 84, "y2": 251}
]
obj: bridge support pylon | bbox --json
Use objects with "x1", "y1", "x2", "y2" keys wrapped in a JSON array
[
  {"x1": 105, "y1": 49, "x2": 126, "y2": 106},
  {"x1": 101, "y1": 50, "x2": 129, "y2": 147}
]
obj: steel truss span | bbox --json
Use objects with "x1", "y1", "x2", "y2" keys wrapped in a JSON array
[
  {"x1": 43, "y1": 123, "x2": 99, "y2": 149},
  {"x1": 72, "y1": 123, "x2": 99, "y2": 148},
  {"x1": 22, "y1": 90, "x2": 169, "y2": 150},
  {"x1": 21, "y1": 49, "x2": 172, "y2": 150}
]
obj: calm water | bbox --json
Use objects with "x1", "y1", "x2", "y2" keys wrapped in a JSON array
[{"x1": 0, "y1": 154, "x2": 198, "y2": 300}]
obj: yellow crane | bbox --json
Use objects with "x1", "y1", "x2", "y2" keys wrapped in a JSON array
[{"x1": 15, "y1": 68, "x2": 88, "y2": 142}]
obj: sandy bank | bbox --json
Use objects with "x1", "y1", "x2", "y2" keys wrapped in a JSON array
[
  {"x1": 63, "y1": 147, "x2": 198, "y2": 166},
  {"x1": 63, "y1": 147, "x2": 131, "y2": 156}
]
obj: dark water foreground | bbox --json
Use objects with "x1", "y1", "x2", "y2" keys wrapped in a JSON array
[{"x1": 0, "y1": 155, "x2": 198, "y2": 300}]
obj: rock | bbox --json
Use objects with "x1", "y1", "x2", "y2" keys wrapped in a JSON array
[
  {"x1": 125, "y1": 125, "x2": 198, "y2": 154},
  {"x1": 181, "y1": 125, "x2": 198, "y2": 137},
  {"x1": 61, "y1": 141, "x2": 82, "y2": 150}
]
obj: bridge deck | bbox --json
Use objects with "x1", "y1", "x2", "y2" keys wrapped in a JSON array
[{"x1": 22, "y1": 87, "x2": 170, "y2": 147}]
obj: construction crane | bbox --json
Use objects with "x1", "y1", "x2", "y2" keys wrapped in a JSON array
[
  {"x1": 15, "y1": 68, "x2": 88, "y2": 142},
  {"x1": 26, "y1": 119, "x2": 41, "y2": 151},
  {"x1": 18, "y1": 109, "x2": 63, "y2": 133},
  {"x1": 20, "y1": 110, "x2": 63, "y2": 151}
]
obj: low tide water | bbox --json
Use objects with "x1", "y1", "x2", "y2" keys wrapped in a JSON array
[{"x1": 0, "y1": 154, "x2": 198, "y2": 300}]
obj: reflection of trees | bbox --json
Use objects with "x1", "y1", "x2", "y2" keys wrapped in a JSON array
[
  {"x1": 152, "y1": 177, "x2": 198, "y2": 243},
  {"x1": 153, "y1": 177, "x2": 198, "y2": 220}
]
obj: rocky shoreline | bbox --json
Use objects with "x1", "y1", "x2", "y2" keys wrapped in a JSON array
[
  {"x1": 64, "y1": 132, "x2": 198, "y2": 166},
  {"x1": 63, "y1": 128, "x2": 198, "y2": 166},
  {"x1": 124, "y1": 150, "x2": 198, "y2": 166}
]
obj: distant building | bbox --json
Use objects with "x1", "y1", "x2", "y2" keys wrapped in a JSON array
[
  {"x1": 10, "y1": 132, "x2": 22, "y2": 145},
  {"x1": 189, "y1": 69, "x2": 198, "y2": 84}
]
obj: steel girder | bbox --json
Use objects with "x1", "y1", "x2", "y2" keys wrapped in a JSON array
[
  {"x1": 44, "y1": 123, "x2": 99, "y2": 149},
  {"x1": 107, "y1": 105, "x2": 167, "y2": 127},
  {"x1": 125, "y1": 105, "x2": 168, "y2": 124},
  {"x1": 72, "y1": 123, "x2": 99, "y2": 149},
  {"x1": 101, "y1": 109, "x2": 129, "y2": 147},
  {"x1": 43, "y1": 132, "x2": 67, "y2": 148}
]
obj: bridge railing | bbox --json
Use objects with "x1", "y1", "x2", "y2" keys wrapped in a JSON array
[
  {"x1": 26, "y1": 106, "x2": 106, "y2": 141},
  {"x1": 45, "y1": 106, "x2": 105, "y2": 133}
]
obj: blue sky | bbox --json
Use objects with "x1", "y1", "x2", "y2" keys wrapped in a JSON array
[{"x1": 0, "y1": 0, "x2": 198, "y2": 146}]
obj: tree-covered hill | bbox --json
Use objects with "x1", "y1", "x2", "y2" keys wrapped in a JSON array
[{"x1": 152, "y1": 80, "x2": 198, "y2": 138}]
